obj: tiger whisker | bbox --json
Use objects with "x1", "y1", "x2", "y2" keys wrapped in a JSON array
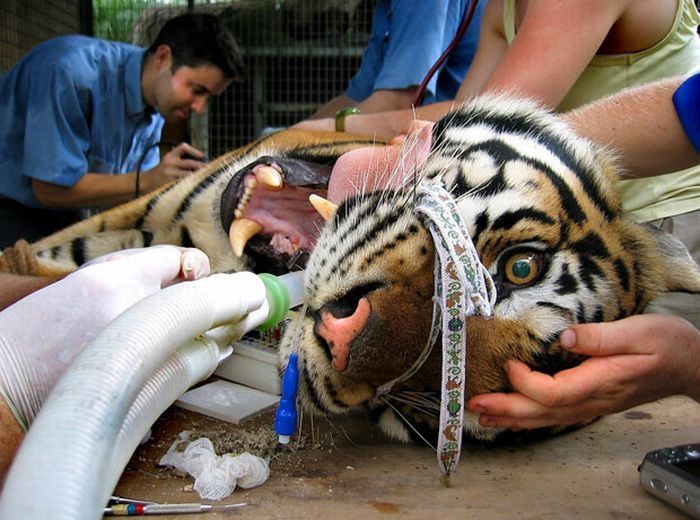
[
  {"x1": 389, "y1": 390, "x2": 441, "y2": 408},
  {"x1": 384, "y1": 393, "x2": 440, "y2": 417},
  {"x1": 380, "y1": 397, "x2": 437, "y2": 452}
]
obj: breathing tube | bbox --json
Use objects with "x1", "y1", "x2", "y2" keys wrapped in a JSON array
[{"x1": 0, "y1": 270, "x2": 304, "y2": 520}]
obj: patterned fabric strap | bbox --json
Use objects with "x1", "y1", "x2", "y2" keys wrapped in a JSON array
[{"x1": 414, "y1": 178, "x2": 496, "y2": 485}]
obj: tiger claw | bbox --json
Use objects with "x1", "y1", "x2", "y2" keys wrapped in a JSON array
[
  {"x1": 309, "y1": 194, "x2": 338, "y2": 222},
  {"x1": 229, "y1": 217, "x2": 263, "y2": 257},
  {"x1": 253, "y1": 165, "x2": 284, "y2": 190}
]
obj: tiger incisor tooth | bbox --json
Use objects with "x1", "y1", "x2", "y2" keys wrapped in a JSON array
[
  {"x1": 254, "y1": 165, "x2": 284, "y2": 190},
  {"x1": 309, "y1": 194, "x2": 338, "y2": 222},
  {"x1": 228, "y1": 218, "x2": 263, "y2": 257}
]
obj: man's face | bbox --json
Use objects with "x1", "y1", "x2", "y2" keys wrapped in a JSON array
[{"x1": 152, "y1": 47, "x2": 232, "y2": 123}]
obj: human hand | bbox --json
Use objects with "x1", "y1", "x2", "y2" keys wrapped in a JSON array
[
  {"x1": 467, "y1": 314, "x2": 700, "y2": 429},
  {"x1": 0, "y1": 246, "x2": 210, "y2": 428},
  {"x1": 142, "y1": 143, "x2": 207, "y2": 191},
  {"x1": 327, "y1": 119, "x2": 434, "y2": 203}
]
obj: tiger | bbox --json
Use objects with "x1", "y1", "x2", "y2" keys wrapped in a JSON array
[
  {"x1": 0, "y1": 130, "x2": 383, "y2": 277},
  {"x1": 3, "y1": 94, "x2": 699, "y2": 448},
  {"x1": 275, "y1": 94, "x2": 700, "y2": 447}
]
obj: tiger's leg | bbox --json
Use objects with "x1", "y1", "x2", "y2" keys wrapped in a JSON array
[
  {"x1": 32, "y1": 229, "x2": 155, "y2": 275},
  {"x1": 30, "y1": 195, "x2": 154, "y2": 252}
]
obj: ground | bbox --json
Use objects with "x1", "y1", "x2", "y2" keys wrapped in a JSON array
[{"x1": 112, "y1": 393, "x2": 699, "y2": 519}]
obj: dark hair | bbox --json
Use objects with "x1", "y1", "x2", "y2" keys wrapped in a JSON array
[{"x1": 147, "y1": 12, "x2": 245, "y2": 81}]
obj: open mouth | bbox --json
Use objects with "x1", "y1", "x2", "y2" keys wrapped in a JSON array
[
  {"x1": 219, "y1": 155, "x2": 338, "y2": 274},
  {"x1": 219, "y1": 125, "x2": 433, "y2": 274}
]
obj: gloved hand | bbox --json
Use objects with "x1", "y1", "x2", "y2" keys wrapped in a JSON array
[{"x1": 0, "y1": 246, "x2": 210, "y2": 431}]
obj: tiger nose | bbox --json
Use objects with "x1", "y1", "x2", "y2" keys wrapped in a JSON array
[{"x1": 314, "y1": 297, "x2": 371, "y2": 372}]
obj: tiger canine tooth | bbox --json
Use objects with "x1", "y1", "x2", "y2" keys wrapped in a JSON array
[
  {"x1": 228, "y1": 217, "x2": 263, "y2": 257},
  {"x1": 254, "y1": 165, "x2": 283, "y2": 190},
  {"x1": 309, "y1": 194, "x2": 338, "y2": 221}
]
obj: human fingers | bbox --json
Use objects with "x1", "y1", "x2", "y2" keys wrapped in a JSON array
[
  {"x1": 177, "y1": 158, "x2": 206, "y2": 172},
  {"x1": 388, "y1": 120, "x2": 434, "y2": 145},
  {"x1": 509, "y1": 357, "x2": 633, "y2": 408},
  {"x1": 468, "y1": 393, "x2": 598, "y2": 429},
  {"x1": 476, "y1": 408, "x2": 593, "y2": 430},
  {"x1": 388, "y1": 133, "x2": 407, "y2": 145},
  {"x1": 473, "y1": 359, "x2": 611, "y2": 412},
  {"x1": 560, "y1": 315, "x2": 659, "y2": 357},
  {"x1": 129, "y1": 245, "x2": 209, "y2": 287},
  {"x1": 176, "y1": 142, "x2": 205, "y2": 160},
  {"x1": 179, "y1": 248, "x2": 210, "y2": 281},
  {"x1": 83, "y1": 246, "x2": 209, "y2": 287},
  {"x1": 162, "y1": 146, "x2": 204, "y2": 171}
]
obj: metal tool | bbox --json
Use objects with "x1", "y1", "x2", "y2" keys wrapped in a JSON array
[{"x1": 103, "y1": 502, "x2": 248, "y2": 516}]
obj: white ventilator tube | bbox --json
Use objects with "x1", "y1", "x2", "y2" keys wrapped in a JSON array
[{"x1": 0, "y1": 270, "x2": 304, "y2": 520}]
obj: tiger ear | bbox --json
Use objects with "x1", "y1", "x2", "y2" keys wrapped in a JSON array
[
  {"x1": 645, "y1": 224, "x2": 700, "y2": 294},
  {"x1": 309, "y1": 194, "x2": 338, "y2": 221}
]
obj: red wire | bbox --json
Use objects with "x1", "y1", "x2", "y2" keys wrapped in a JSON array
[{"x1": 410, "y1": 0, "x2": 480, "y2": 108}]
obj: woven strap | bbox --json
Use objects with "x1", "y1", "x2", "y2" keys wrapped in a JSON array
[{"x1": 414, "y1": 178, "x2": 496, "y2": 484}]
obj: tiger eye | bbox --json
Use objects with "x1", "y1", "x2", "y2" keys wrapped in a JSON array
[{"x1": 504, "y1": 251, "x2": 541, "y2": 285}]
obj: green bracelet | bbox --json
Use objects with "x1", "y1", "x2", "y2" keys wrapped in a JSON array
[{"x1": 335, "y1": 107, "x2": 361, "y2": 132}]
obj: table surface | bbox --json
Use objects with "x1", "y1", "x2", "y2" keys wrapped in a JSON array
[{"x1": 114, "y1": 395, "x2": 699, "y2": 519}]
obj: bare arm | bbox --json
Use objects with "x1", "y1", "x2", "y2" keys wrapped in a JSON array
[
  {"x1": 308, "y1": 87, "x2": 418, "y2": 120},
  {"x1": 564, "y1": 77, "x2": 700, "y2": 178},
  {"x1": 296, "y1": 0, "x2": 625, "y2": 138},
  {"x1": 467, "y1": 315, "x2": 700, "y2": 429},
  {"x1": 454, "y1": 0, "x2": 510, "y2": 100},
  {"x1": 32, "y1": 143, "x2": 206, "y2": 208},
  {"x1": 308, "y1": 94, "x2": 360, "y2": 119},
  {"x1": 0, "y1": 273, "x2": 62, "y2": 311},
  {"x1": 474, "y1": 0, "x2": 624, "y2": 107}
]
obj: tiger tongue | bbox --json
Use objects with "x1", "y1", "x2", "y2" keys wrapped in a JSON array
[{"x1": 327, "y1": 120, "x2": 434, "y2": 203}]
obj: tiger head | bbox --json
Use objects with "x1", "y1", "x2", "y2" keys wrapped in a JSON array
[{"x1": 278, "y1": 95, "x2": 700, "y2": 444}]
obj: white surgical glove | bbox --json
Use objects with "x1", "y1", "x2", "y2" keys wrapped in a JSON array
[{"x1": 0, "y1": 246, "x2": 210, "y2": 430}]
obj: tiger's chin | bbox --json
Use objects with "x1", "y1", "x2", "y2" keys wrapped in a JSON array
[{"x1": 374, "y1": 404, "x2": 503, "y2": 444}]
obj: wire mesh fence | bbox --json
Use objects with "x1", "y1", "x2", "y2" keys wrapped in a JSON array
[
  {"x1": 97, "y1": 0, "x2": 373, "y2": 157},
  {"x1": 0, "y1": 0, "x2": 81, "y2": 72},
  {"x1": 1, "y1": 1, "x2": 372, "y2": 157}
]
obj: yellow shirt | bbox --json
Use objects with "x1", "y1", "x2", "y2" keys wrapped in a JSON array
[{"x1": 504, "y1": 0, "x2": 700, "y2": 222}]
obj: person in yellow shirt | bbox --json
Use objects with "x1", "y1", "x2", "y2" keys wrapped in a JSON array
[{"x1": 296, "y1": 0, "x2": 700, "y2": 326}]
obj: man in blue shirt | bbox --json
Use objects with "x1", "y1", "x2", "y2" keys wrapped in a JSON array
[
  {"x1": 0, "y1": 13, "x2": 245, "y2": 248},
  {"x1": 304, "y1": 0, "x2": 485, "y2": 119}
]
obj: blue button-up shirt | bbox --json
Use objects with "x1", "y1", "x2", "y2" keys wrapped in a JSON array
[
  {"x1": 0, "y1": 35, "x2": 164, "y2": 208},
  {"x1": 346, "y1": 0, "x2": 485, "y2": 106}
]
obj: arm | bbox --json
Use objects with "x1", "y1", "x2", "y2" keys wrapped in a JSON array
[
  {"x1": 32, "y1": 142, "x2": 206, "y2": 208},
  {"x1": 293, "y1": 99, "x2": 457, "y2": 139},
  {"x1": 453, "y1": 0, "x2": 510, "y2": 101},
  {"x1": 564, "y1": 76, "x2": 700, "y2": 178},
  {"x1": 297, "y1": 0, "x2": 465, "y2": 133},
  {"x1": 296, "y1": 0, "x2": 622, "y2": 137},
  {"x1": 0, "y1": 246, "x2": 210, "y2": 482},
  {"x1": 467, "y1": 314, "x2": 700, "y2": 429},
  {"x1": 308, "y1": 94, "x2": 360, "y2": 120},
  {"x1": 0, "y1": 274, "x2": 62, "y2": 311},
  {"x1": 472, "y1": 0, "x2": 624, "y2": 107},
  {"x1": 307, "y1": 88, "x2": 417, "y2": 120}
]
